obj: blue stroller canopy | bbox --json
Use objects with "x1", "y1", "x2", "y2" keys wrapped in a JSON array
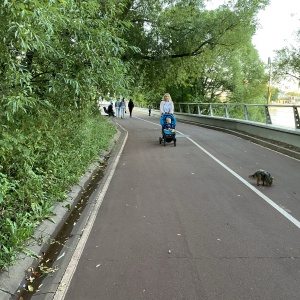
[{"x1": 160, "y1": 114, "x2": 176, "y2": 126}]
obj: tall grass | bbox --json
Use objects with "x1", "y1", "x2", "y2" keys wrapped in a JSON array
[{"x1": 0, "y1": 110, "x2": 116, "y2": 269}]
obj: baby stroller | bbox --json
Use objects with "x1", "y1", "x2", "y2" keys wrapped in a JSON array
[{"x1": 159, "y1": 114, "x2": 176, "y2": 146}]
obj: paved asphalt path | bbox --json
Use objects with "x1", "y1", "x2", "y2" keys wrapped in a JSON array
[{"x1": 48, "y1": 111, "x2": 300, "y2": 300}]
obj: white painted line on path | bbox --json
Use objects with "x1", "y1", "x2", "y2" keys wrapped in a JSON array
[
  {"x1": 54, "y1": 116, "x2": 300, "y2": 299},
  {"x1": 185, "y1": 135, "x2": 300, "y2": 229},
  {"x1": 138, "y1": 116, "x2": 300, "y2": 229},
  {"x1": 53, "y1": 127, "x2": 128, "y2": 300}
]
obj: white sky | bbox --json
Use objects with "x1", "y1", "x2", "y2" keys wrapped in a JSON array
[
  {"x1": 206, "y1": 0, "x2": 300, "y2": 91},
  {"x1": 252, "y1": 0, "x2": 300, "y2": 64}
]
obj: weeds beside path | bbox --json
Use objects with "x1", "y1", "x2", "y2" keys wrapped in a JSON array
[{"x1": 0, "y1": 111, "x2": 116, "y2": 270}]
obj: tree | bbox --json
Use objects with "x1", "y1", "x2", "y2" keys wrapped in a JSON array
[
  {"x1": 118, "y1": 0, "x2": 270, "y2": 103},
  {"x1": 0, "y1": 1, "x2": 134, "y2": 268},
  {"x1": 272, "y1": 27, "x2": 300, "y2": 85},
  {"x1": 0, "y1": 0, "x2": 130, "y2": 122}
]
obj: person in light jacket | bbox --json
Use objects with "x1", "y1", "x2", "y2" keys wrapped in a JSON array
[
  {"x1": 120, "y1": 97, "x2": 126, "y2": 118},
  {"x1": 160, "y1": 93, "x2": 174, "y2": 114},
  {"x1": 115, "y1": 98, "x2": 121, "y2": 118},
  {"x1": 160, "y1": 93, "x2": 174, "y2": 135}
]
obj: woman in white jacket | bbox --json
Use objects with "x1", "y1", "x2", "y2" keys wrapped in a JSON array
[{"x1": 160, "y1": 93, "x2": 174, "y2": 114}]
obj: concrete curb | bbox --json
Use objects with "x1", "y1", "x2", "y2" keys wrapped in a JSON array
[{"x1": 0, "y1": 130, "x2": 121, "y2": 300}]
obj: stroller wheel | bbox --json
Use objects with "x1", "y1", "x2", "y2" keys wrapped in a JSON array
[
  {"x1": 164, "y1": 138, "x2": 166, "y2": 146},
  {"x1": 159, "y1": 137, "x2": 162, "y2": 144}
]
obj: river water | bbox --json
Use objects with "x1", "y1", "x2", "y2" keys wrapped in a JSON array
[{"x1": 269, "y1": 106, "x2": 296, "y2": 129}]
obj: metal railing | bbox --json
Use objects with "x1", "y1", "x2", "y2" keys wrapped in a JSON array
[
  {"x1": 177, "y1": 103, "x2": 300, "y2": 129},
  {"x1": 135, "y1": 102, "x2": 300, "y2": 150},
  {"x1": 137, "y1": 102, "x2": 300, "y2": 130}
]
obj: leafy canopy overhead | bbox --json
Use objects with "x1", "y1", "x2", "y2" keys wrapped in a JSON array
[
  {"x1": 0, "y1": 0, "x2": 130, "y2": 122},
  {"x1": 272, "y1": 27, "x2": 300, "y2": 84},
  {"x1": 0, "y1": 0, "x2": 270, "y2": 113},
  {"x1": 119, "y1": 0, "x2": 269, "y2": 102}
]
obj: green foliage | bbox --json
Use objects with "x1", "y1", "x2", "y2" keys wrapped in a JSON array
[
  {"x1": 272, "y1": 45, "x2": 300, "y2": 84},
  {"x1": 272, "y1": 24, "x2": 300, "y2": 85},
  {"x1": 0, "y1": 0, "x2": 272, "y2": 269},
  {"x1": 0, "y1": 111, "x2": 116, "y2": 269},
  {"x1": 286, "y1": 91, "x2": 300, "y2": 97},
  {"x1": 120, "y1": 0, "x2": 269, "y2": 103},
  {"x1": 0, "y1": 0, "x2": 131, "y2": 118},
  {"x1": 0, "y1": 0, "x2": 126, "y2": 269}
]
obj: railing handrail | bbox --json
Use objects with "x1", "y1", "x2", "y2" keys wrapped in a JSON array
[
  {"x1": 174, "y1": 102, "x2": 300, "y2": 129},
  {"x1": 135, "y1": 102, "x2": 300, "y2": 130},
  {"x1": 175, "y1": 103, "x2": 300, "y2": 108}
]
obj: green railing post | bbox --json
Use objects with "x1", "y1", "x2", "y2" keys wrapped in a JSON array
[
  {"x1": 225, "y1": 104, "x2": 230, "y2": 118},
  {"x1": 293, "y1": 105, "x2": 300, "y2": 129},
  {"x1": 210, "y1": 104, "x2": 213, "y2": 116},
  {"x1": 197, "y1": 104, "x2": 201, "y2": 115},
  {"x1": 264, "y1": 105, "x2": 272, "y2": 124},
  {"x1": 244, "y1": 105, "x2": 250, "y2": 120}
]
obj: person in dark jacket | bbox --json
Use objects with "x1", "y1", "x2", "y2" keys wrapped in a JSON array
[
  {"x1": 128, "y1": 99, "x2": 134, "y2": 117},
  {"x1": 148, "y1": 104, "x2": 152, "y2": 116},
  {"x1": 103, "y1": 102, "x2": 115, "y2": 116}
]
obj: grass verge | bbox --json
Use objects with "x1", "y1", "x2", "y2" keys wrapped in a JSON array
[{"x1": 0, "y1": 110, "x2": 117, "y2": 270}]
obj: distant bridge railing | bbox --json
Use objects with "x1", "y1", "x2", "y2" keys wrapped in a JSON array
[
  {"x1": 176, "y1": 103, "x2": 300, "y2": 130},
  {"x1": 135, "y1": 102, "x2": 300, "y2": 150},
  {"x1": 137, "y1": 102, "x2": 300, "y2": 130}
]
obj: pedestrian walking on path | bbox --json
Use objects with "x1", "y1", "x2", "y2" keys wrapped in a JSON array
[
  {"x1": 160, "y1": 93, "x2": 174, "y2": 135},
  {"x1": 120, "y1": 98, "x2": 126, "y2": 118},
  {"x1": 148, "y1": 104, "x2": 152, "y2": 116},
  {"x1": 160, "y1": 93, "x2": 174, "y2": 114},
  {"x1": 128, "y1": 99, "x2": 134, "y2": 117},
  {"x1": 115, "y1": 98, "x2": 121, "y2": 118}
]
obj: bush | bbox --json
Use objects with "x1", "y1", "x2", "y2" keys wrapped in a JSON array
[{"x1": 0, "y1": 110, "x2": 116, "y2": 269}]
